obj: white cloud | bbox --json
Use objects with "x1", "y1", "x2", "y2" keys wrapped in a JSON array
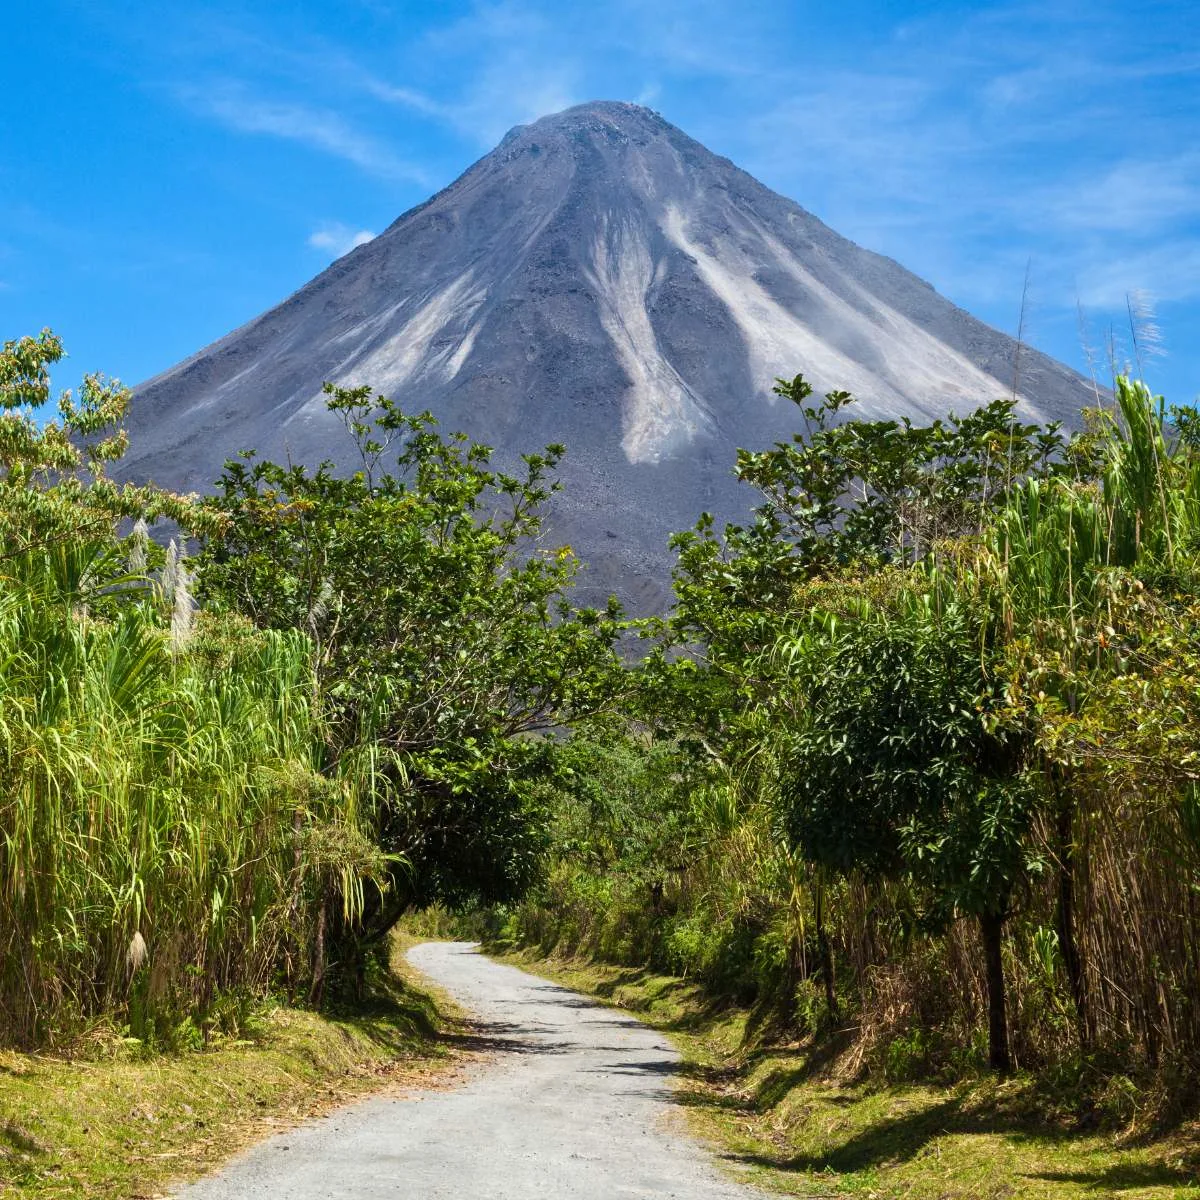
[
  {"x1": 177, "y1": 82, "x2": 429, "y2": 183},
  {"x1": 1076, "y1": 242, "x2": 1200, "y2": 309},
  {"x1": 360, "y1": 79, "x2": 451, "y2": 119},
  {"x1": 634, "y1": 82, "x2": 662, "y2": 107},
  {"x1": 717, "y1": 2, "x2": 1199, "y2": 332},
  {"x1": 1031, "y1": 154, "x2": 1200, "y2": 236},
  {"x1": 308, "y1": 223, "x2": 376, "y2": 258},
  {"x1": 361, "y1": 58, "x2": 579, "y2": 146}
]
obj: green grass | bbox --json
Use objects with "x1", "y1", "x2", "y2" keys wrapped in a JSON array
[
  {"x1": 500, "y1": 950, "x2": 1200, "y2": 1200},
  {"x1": 0, "y1": 937, "x2": 473, "y2": 1199}
]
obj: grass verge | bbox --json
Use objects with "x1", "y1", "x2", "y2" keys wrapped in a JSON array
[
  {"x1": 498, "y1": 949, "x2": 1200, "y2": 1200},
  {"x1": 0, "y1": 936, "x2": 476, "y2": 1199}
]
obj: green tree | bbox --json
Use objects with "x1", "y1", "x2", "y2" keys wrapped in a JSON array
[
  {"x1": 0, "y1": 330, "x2": 205, "y2": 556},
  {"x1": 198, "y1": 384, "x2": 628, "y2": 985},
  {"x1": 660, "y1": 377, "x2": 1078, "y2": 1068},
  {"x1": 776, "y1": 585, "x2": 1035, "y2": 1071}
]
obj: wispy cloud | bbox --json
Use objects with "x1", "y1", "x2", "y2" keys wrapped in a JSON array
[
  {"x1": 176, "y1": 82, "x2": 429, "y2": 183},
  {"x1": 360, "y1": 51, "x2": 579, "y2": 145},
  {"x1": 362, "y1": 66, "x2": 578, "y2": 146},
  {"x1": 634, "y1": 82, "x2": 662, "y2": 107},
  {"x1": 308, "y1": 223, "x2": 376, "y2": 258},
  {"x1": 1031, "y1": 154, "x2": 1200, "y2": 236},
  {"x1": 360, "y1": 79, "x2": 450, "y2": 119},
  {"x1": 723, "y1": 1, "x2": 1200, "y2": 319},
  {"x1": 165, "y1": 9, "x2": 583, "y2": 150},
  {"x1": 1076, "y1": 242, "x2": 1200, "y2": 309}
]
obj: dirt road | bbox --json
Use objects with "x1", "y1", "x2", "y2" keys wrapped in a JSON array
[{"x1": 174, "y1": 941, "x2": 762, "y2": 1198}]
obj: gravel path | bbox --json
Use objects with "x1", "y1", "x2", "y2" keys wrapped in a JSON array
[{"x1": 174, "y1": 941, "x2": 764, "y2": 1199}]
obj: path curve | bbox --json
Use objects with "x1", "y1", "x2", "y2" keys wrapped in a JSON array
[{"x1": 174, "y1": 941, "x2": 763, "y2": 1199}]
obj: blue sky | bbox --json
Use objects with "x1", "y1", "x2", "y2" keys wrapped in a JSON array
[{"x1": 3, "y1": 0, "x2": 1197, "y2": 411}]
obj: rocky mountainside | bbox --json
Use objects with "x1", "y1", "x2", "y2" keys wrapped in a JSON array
[{"x1": 124, "y1": 101, "x2": 1095, "y2": 610}]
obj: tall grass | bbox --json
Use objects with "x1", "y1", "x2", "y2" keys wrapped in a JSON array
[
  {"x1": 0, "y1": 542, "x2": 380, "y2": 1048},
  {"x1": 976, "y1": 376, "x2": 1200, "y2": 1076}
]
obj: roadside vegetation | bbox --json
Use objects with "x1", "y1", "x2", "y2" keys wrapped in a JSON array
[
  {"x1": 3, "y1": 323, "x2": 1200, "y2": 1192},
  {"x1": 504, "y1": 952, "x2": 1200, "y2": 1199},
  {"x1": 0, "y1": 331, "x2": 623, "y2": 1050},
  {"x1": 492, "y1": 372, "x2": 1200, "y2": 1131},
  {"x1": 0, "y1": 935, "x2": 471, "y2": 1199},
  {"x1": 0, "y1": 329, "x2": 620, "y2": 1191}
]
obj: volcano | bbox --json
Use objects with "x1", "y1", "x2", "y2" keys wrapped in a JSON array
[{"x1": 124, "y1": 101, "x2": 1095, "y2": 609}]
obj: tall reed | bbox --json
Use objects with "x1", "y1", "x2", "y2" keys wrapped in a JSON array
[{"x1": 0, "y1": 542, "x2": 379, "y2": 1047}]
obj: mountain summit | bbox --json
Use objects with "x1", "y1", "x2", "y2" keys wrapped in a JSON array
[{"x1": 125, "y1": 100, "x2": 1094, "y2": 608}]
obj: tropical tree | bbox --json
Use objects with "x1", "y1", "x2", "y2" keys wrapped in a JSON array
[
  {"x1": 658, "y1": 377, "x2": 1088, "y2": 1069},
  {"x1": 198, "y1": 384, "x2": 628, "y2": 983},
  {"x1": 774, "y1": 580, "x2": 1035, "y2": 1070},
  {"x1": 0, "y1": 330, "x2": 206, "y2": 556}
]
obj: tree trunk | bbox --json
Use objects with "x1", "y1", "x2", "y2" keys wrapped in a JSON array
[
  {"x1": 1054, "y1": 794, "x2": 1090, "y2": 1045},
  {"x1": 354, "y1": 947, "x2": 368, "y2": 1005},
  {"x1": 308, "y1": 892, "x2": 328, "y2": 1007},
  {"x1": 815, "y1": 881, "x2": 838, "y2": 1021},
  {"x1": 286, "y1": 807, "x2": 303, "y2": 1003},
  {"x1": 979, "y1": 909, "x2": 1011, "y2": 1073},
  {"x1": 786, "y1": 925, "x2": 807, "y2": 1004}
]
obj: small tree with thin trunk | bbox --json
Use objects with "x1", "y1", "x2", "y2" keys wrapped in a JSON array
[{"x1": 776, "y1": 587, "x2": 1035, "y2": 1072}]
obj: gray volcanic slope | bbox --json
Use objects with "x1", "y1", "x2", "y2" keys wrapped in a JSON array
[{"x1": 125, "y1": 100, "x2": 1094, "y2": 610}]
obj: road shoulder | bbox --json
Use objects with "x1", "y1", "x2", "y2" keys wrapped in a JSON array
[
  {"x1": 0, "y1": 937, "x2": 477, "y2": 1200},
  {"x1": 494, "y1": 949, "x2": 1200, "y2": 1200}
]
